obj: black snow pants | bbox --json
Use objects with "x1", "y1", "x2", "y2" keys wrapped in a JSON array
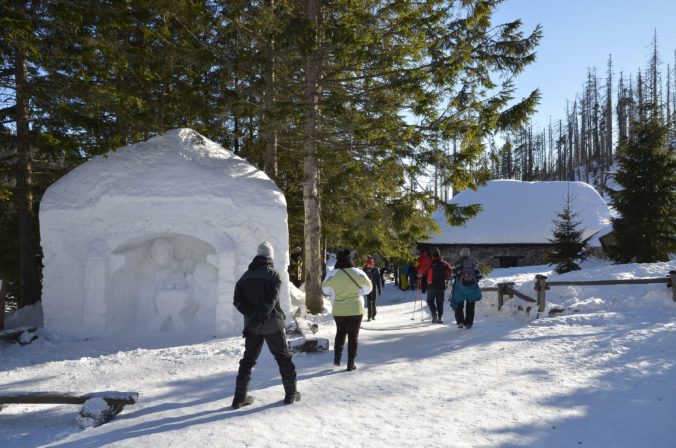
[{"x1": 235, "y1": 330, "x2": 296, "y2": 396}]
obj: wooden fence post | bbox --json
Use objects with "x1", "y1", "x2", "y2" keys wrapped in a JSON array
[
  {"x1": 670, "y1": 271, "x2": 676, "y2": 302},
  {"x1": 535, "y1": 274, "x2": 547, "y2": 313},
  {"x1": 497, "y1": 283, "x2": 505, "y2": 310}
]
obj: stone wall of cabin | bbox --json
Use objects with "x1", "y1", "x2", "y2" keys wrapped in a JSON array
[{"x1": 418, "y1": 243, "x2": 553, "y2": 268}]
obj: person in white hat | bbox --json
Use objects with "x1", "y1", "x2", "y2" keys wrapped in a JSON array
[{"x1": 231, "y1": 241, "x2": 300, "y2": 408}]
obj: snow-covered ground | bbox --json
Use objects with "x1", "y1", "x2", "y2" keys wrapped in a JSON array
[{"x1": 2, "y1": 259, "x2": 675, "y2": 447}]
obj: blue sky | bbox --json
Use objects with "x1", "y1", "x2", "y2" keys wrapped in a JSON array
[{"x1": 493, "y1": 0, "x2": 676, "y2": 130}]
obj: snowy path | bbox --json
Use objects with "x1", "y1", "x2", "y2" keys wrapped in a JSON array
[{"x1": 2, "y1": 263, "x2": 675, "y2": 447}]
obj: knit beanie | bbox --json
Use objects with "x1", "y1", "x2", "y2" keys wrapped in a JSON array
[{"x1": 257, "y1": 241, "x2": 274, "y2": 259}]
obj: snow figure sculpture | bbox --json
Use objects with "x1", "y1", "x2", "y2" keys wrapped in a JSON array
[
  {"x1": 142, "y1": 238, "x2": 191, "y2": 330},
  {"x1": 190, "y1": 258, "x2": 219, "y2": 328},
  {"x1": 107, "y1": 234, "x2": 220, "y2": 332}
]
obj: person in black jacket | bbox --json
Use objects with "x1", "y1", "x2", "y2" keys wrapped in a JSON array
[
  {"x1": 231, "y1": 241, "x2": 300, "y2": 409},
  {"x1": 421, "y1": 248, "x2": 453, "y2": 323},
  {"x1": 363, "y1": 256, "x2": 382, "y2": 321}
]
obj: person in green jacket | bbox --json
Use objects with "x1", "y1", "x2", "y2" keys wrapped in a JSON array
[{"x1": 322, "y1": 249, "x2": 372, "y2": 371}]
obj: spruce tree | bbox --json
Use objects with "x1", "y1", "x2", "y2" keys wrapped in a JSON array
[
  {"x1": 289, "y1": 1, "x2": 541, "y2": 311},
  {"x1": 607, "y1": 104, "x2": 676, "y2": 263},
  {"x1": 545, "y1": 191, "x2": 588, "y2": 274}
]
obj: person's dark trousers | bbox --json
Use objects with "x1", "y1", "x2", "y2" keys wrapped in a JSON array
[
  {"x1": 426, "y1": 288, "x2": 445, "y2": 318},
  {"x1": 421, "y1": 276, "x2": 428, "y2": 293},
  {"x1": 454, "y1": 300, "x2": 476, "y2": 327},
  {"x1": 366, "y1": 294, "x2": 377, "y2": 319},
  {"x1": 333, "y1": 315, "x2": 363, "y2": 364},
  {"x1": 235, "y1": 330, "x2": 296, "y2": 398}
]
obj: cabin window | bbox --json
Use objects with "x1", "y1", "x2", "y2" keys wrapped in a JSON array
[{"x1": 496, "y1": 256, "x2": 521, "y2": 268}]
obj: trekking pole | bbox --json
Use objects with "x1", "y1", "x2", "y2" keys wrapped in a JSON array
[
  {"x1": 410, "y1": 296, "x2": 417, "y2": 320},
  {"x1": 411, "y1": 278, "x2": 422, "y2": 320},
  {"x1": 418, "y1": 278, "x2": 425, "y2": 323}
]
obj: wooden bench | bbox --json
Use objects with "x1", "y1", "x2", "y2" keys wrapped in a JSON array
[{"x1": 0, "y1": 391, "x2": 139, "y2": 427}]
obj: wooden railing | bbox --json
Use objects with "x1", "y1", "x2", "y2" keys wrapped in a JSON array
[
  {"x1": 494, "y1": 283, "x2": 538, "y2": 312},
  {"x1": 487, "y1": 270, "x2": 676, "y2": 314}
]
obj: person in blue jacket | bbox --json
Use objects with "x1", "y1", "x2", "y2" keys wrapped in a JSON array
[{"x1": 450, "y1": 247, "x2": 482, "y2": 329}]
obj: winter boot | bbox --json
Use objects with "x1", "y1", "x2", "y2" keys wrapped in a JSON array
[
  {"x1": 346, "y1": 358, "x2": 357, "y2": 372},
  {"x1": 282, "y1": 378, "x2": 301, "y2": 405},
  {"x1": 231, "y1": 375, "x2": 253, "y2": 409},
  {"x1": 437, "y1": 315, "x2": 443, "y2": 324},
  {"x1": 333, "y1": 348, "x2": 343, "y2": 366},
  {"x1": 431, "y1": 313, "x2": 438, "y2": 323},
  {"x1": 231, "y1": 394, "x2": 254, "y2": 409},
  {"x1": 284, "y1": 391, "x2": 301, "y2": 404}
]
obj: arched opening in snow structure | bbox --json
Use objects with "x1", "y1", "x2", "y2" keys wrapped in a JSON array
[{"x1": 104, "y1": 233, "x2": 220, "y2": 333}]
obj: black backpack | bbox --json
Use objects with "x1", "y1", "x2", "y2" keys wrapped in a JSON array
[
  {"x1": 459, "y1": 258, "x2": 477, "y2": 286},
  {"x1": 429, "y1": 261, "x2": 447, "y2": 289}
]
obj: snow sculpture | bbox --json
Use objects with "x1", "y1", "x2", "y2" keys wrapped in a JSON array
[
  {"x1": 107, "y1": 236, "x2": 215, "y2": 332},
  {"x1": 40, "y1": 128, "x2": 290, "y2": 338}
]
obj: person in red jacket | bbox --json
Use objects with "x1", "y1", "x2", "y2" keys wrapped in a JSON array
[
  {"x1": 422, "y1": 248, "x2": 453, "y2": 323},
  {"x1": 416, "y1": 249, "x2": 432, "y2": 293}
]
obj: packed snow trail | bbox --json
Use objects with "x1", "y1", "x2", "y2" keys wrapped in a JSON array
[{"x1": 1, "y1": 262, "x2": 675, "y2": 447}]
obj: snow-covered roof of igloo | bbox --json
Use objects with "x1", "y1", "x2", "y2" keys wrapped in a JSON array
[
  {"x1": 427, "y1": 180, "x2": 612, "y2": 245},
  {"x1": 41, "y1": 128, "x2": 285, "y2": 211}
]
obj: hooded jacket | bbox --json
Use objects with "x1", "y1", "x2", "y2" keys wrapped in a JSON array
[
  {"x1": 322, "y1": 267, "x2": 372, "y2": 317},
  {"x1": 233, "y1": 255, "x2": 286, "y2": 336}
]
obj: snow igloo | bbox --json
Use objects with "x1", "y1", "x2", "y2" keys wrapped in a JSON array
[{"x1": 40, "y1": 128, "x2": 290, "y2": 338}]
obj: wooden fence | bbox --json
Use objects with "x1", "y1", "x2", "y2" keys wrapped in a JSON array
[{"x1": 487, "y1": 270, "x2": 676, "y2": 314}]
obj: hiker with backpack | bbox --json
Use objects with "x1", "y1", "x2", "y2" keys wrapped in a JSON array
[
  {"x1": 421, "y1": 248, "x2": 453, "y2": 324},
  {"x1": 450, "y1": 247, "x2": 483, "y2": 329}
]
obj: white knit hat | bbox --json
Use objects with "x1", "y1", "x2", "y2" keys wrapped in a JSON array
[{"x1": 257, "y1": 241, "x2": 274, "y2": 259}]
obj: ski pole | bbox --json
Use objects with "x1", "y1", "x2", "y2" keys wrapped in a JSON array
[
  {"x1": 411, "y1": 279, "x2": 419, "y2": 320},
  {"x1": 417, "y1": 278, "x2": 425, "y2": 322},
  {"x1": 411, "y1": 278, "x2": 421, "y2": 320}
]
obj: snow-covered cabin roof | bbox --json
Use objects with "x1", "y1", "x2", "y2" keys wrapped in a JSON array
[{"x1": 426, "y1": 180, "x2": 612, "y2": 245}]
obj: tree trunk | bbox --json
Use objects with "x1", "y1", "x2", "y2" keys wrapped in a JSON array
[
  {"x1": 302, "y1": 0, "x2": 323, "y2": 314},
  {"x1": 262, "y1": 0, "x2": 278, "y2": 179},
  {"x1": 605, "y1": 56, "x2": 613, "y2": 174},
  {"x1": 14, "y1": 0, "x2": 40, "y2": 307}
]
